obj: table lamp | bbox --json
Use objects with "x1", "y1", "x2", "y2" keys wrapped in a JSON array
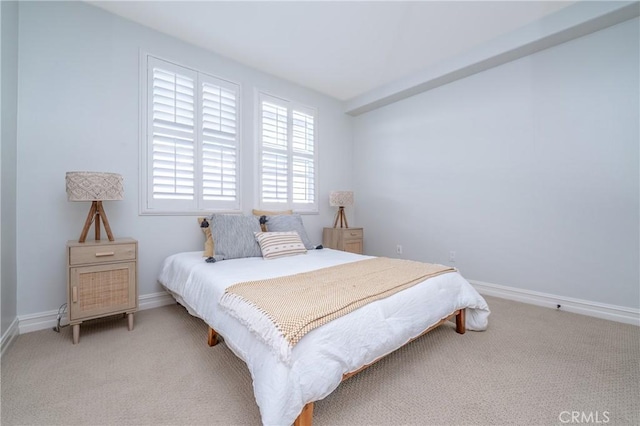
[
  {"x1": 330, "y1": 191, "x2": 354, "y2": 228},
  {"x1": 66, "y1": 171, "x2": 124, "y2": 243}
]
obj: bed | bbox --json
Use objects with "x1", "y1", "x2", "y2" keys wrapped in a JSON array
[{"x1": 158, "y1": 246, "x2": 490, "y2": 426}]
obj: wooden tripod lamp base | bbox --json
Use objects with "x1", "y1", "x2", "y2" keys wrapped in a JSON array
[
  {"x1": 79, "y1": 201, "x2": 115, "y2": 243},
  {"x1": 333, "y1": 206, "x2": 349, "y2": 228}
]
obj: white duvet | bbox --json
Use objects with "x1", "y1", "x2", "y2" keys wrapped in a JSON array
[{"x1": 158, "y1": 249, "x2": 490, "y2": 426}]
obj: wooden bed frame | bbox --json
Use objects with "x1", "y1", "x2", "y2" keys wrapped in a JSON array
[{"x1": 206, "y1": 308, "x2": 466, "y2": 426}]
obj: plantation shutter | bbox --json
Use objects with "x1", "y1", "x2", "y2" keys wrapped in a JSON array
[
  {"x1": 149, "y1": 59, "x2": 196, "y2": 204},
  {"x1": 144, "y1": 55, "x2": 240, "y2": 213},
  {"x1": 200, "y1": 75, "x2": 240, "y2": 210},
  {"x1": 291, "y1": 110, "x2": 315, "y2": 205},
  {"x1": 261, "y1": 100, "x2": 289, "y2": 204},
  {"x1": 258, "y1": 93, "x2": 317, "y2": 212}
]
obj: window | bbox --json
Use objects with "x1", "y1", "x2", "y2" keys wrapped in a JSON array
[
  {"x1": 141, "y1": 55, "x2": 240, "y2": 214},
  {"x1": 258, "y1": 92, "x2": 317, "y2": 212}
]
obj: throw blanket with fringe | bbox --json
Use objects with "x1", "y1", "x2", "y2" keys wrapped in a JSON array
[{"x1": 218, "y1": 257, "x2": 455, "y2": 361}]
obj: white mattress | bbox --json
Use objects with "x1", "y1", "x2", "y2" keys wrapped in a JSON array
[{"x1": 158, "y1": 249, "x2": 490, "y2": 426}]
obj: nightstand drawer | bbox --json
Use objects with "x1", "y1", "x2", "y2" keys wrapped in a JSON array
[
  {"x1": 69, "y1": 243, "x2": 136, "y2": 265},
  {"x1": 343, "y1": 229, "x2": 363, "y2": 240}
]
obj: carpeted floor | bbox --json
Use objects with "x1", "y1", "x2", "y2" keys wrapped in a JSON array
[{"x1": 1, "y1": 295, "x2": 638, "y2": 426}]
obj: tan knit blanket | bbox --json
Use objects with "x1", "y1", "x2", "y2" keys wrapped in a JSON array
[{"x1": 219, "y1": 257, "x2": 455, "y2": 349}]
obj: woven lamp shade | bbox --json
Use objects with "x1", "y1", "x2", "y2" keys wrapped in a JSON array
[
  {"x1": 66, "y1": 172, "x2": 123, "y2": 243},
  {"x1": 66, "y1": 172, "x2": 124, "y2": 201},
  {"x1": 329, "y1": 191, "x2": 354, "y2": 207}
]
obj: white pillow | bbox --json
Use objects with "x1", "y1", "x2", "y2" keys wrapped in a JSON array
[{"x1": 255, "y1": 231, "x2": 307, "y2": 260}]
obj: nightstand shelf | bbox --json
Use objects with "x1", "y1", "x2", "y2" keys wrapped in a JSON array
[
  {"x1": 322, "y1": 227, "x2": 363, "y2": 254},
  {"x1": 66, "y1": 238, "x2": 138, "y2": 344}
]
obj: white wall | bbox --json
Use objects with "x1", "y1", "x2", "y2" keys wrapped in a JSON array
[
  {"x1": 1, "y1": 1, "x2": 19, "y2": 337},
  {"x1": 16, "y1": 2, "x2": 353, "y2": 316},
  {"x1": 353, "y1": 18, "x2": 639, "y2": 309}
]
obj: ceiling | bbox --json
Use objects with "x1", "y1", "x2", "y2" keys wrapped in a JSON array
[{"x1": 90, "y1": 1, "x2": 575, "y2": 102}]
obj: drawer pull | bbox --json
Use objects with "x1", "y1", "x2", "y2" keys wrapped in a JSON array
[
  {"x1": 72, "y1": 286, "x2": 78, "y2": 303},
  {"x1": 95, "y1": 251, "x2": 115, "y2": 257},
  {"x1": 350, "y1": 233, "x2": 359, "y2": 236}
]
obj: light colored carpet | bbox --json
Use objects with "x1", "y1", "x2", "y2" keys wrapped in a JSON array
[{"x1": 1, "y1": 296, "x2": 638, "y2": 426}]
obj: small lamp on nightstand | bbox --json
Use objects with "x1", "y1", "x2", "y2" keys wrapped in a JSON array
[
  {"x1": 330, "y1": 191, "x2": 354, "y2": 228},
  {"x1": 66, "y1": 171, "x2": 124, "y2": 243}
]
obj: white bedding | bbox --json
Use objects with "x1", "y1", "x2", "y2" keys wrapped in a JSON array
[{"x1": 158, "y1": 249, "x2": 490, "y2": 426}]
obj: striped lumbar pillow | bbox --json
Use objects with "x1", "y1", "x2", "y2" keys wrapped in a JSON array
[{"x1": 255, "y1": 231, "x2": 307, "y2": 260}]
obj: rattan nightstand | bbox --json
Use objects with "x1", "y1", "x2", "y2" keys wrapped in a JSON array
[
  {"x1": 66, "y1": 238, "x2": 138, "y2": 344},
  {"x1": 322, "y1": 227, "x2": 363, "y2": 254}
]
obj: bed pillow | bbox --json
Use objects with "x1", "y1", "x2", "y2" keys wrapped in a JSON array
[
  {"x1": 197, "y1": 217, "x2": 214, "y2": 258},
  {"x1": 208, "y1": 214, "x2": 263, "y2": 260},
  {"x1": 255, "y1": 231, "x2": 307, "y2": 260},
  {"x1": 264, "y1": 214, "x2": 314, "y2": 250},
  {"x1": 252, "y1": 209, "x2": 293, "y2": 231}
]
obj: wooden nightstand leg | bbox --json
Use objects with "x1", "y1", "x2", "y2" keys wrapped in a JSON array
[
  {"x1": 127, "y1": 312, "x2": 134, "y2": 331},
  {"x1": 72, "y1": 324, "x2": 80, "y2": 344}
]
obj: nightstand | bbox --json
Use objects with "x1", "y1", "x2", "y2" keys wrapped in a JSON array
[
  {"x1": 66, "y1": 238, "x2": 138, "y2": 344},
  {"x1": 322, "y1": 227, "x2": 363, "y2": 254}
]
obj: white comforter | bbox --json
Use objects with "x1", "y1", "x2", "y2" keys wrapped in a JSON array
[{"x1": 158, "y1": 249, "x2": 490, "y2": 426}]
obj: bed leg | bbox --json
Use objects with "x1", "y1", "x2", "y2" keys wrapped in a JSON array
[
  {"x1": 293, "y1": 402, "x2": 314, "y2": 426},
  {"x1": 207, "y1": 327, "x2": 219, "y2": 346},
  {"x1": 455, "y1": 309, "x2": 466, "y2": 334}
]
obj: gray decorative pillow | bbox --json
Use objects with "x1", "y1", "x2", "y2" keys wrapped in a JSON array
[
  {"x1": 208, "y1": 214, "x2": 263, "y2": 260},
  {"x1": 265, "y1": 214, "x2": 314, "y2": 250}
]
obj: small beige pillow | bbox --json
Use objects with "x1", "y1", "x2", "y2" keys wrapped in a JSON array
[
  {"x1": 252, "y1": 209, "x2": 293, "y2": 231},
  {"x1": 197, "y1": 217, "x2": 214, "y2": 258},
  {"x1": 255, "y1": 231, "x2": 307, "y2": 260}
]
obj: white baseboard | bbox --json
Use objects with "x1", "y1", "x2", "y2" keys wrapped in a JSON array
[
  {"x1": 470, "y1": 279, "x2": 640, "y2": 326},
  {"x1": 18, "y1": 308, "x2": 61, "y2": 334},
  {"x1": 17, "y1": 291, "x2": 175, "y2": 335},
  {"x1": 1, "y1": 317, "x2": 19, "y2": 357},
  {"x1": 139, "y1": 291, "x2": 175, "y2": 310}
]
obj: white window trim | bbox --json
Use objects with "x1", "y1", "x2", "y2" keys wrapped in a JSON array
[
  {"x1": 255, "y1": 89, "x2": 319, "y2": 214},
  {"x1": 139, "y1": 51, "x2": 242, "y2": 215}
]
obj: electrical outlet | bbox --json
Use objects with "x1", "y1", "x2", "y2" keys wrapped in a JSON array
[
  {"x1": 396, "y1": 245, "x2": 403, "y2": 255},
  {"x1": 449, "y1": 251, "x2": 456, "y2": 262}
]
